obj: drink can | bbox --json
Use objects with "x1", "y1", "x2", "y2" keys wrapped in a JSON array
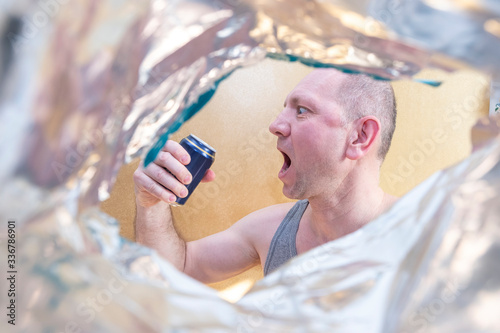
[{"x1": 173, "y1": 134, "x2": 216, "y2": 206}]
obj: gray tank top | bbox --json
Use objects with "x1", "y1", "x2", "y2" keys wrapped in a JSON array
[{"x1": 263, "y1": 200, "x2": 309, "y2": 276}]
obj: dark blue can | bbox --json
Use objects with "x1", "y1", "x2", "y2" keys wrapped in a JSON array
[{"x1": 174, "y1": 134, "x2": 216, "y2": 206}]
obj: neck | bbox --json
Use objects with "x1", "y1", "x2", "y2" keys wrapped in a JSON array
[{"x1": 304, "y1": 164, "x2": 397, "y2": 245}]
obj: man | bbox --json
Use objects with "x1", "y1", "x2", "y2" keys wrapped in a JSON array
[{"x1": 133, "y1": 68, "x2": 398, "y2": 284}]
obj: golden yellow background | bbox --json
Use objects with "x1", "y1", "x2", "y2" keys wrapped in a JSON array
[{"x1": 101, "y1": 59, "x2": 489, "y2": 301}]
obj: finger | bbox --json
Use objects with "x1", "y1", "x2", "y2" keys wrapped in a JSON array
[
  {"x1": 200, "y1": 169, "x2": 216, "y2": 183},
  {"x1": 134, "y1": 169, "x2": 175, "y2": 203},
  {"x1": 154, "y1": 151, "x2": 192, "y2": 185},
  {"x1": 162, "y1": 140, "x2": 191, "y2": 165},
  {"x1": 143, "y1": 162, "x2": 188, "y2": 198}
]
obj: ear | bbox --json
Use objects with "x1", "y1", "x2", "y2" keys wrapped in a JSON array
[{"x1": 345, "y1": 116, "x2": 381, "y2": 160}]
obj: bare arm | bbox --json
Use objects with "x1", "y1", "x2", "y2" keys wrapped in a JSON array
[
  {"x1": 183, "y1": 204, "x2": 291, "y2": 283},
  {"x1": 133, "y1": 140, "x2": 210, "y2": 271},
  {"x1": 134, "y1": 200, "x2": 187, "y2": 270},
  {"x1": 134, "y1": 196, "x2": 268, "y2": 280}
]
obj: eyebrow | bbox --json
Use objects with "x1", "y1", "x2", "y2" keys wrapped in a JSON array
[{"x1": 283, "y1": 96, "x2": 300, "y2": 107}]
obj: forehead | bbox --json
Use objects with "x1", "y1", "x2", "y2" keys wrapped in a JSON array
[{"x1": 286, "y1": 69, "x2": 346, "y2": 106}]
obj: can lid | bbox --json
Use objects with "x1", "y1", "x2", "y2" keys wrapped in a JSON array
[{"x1": 187, "y1": 134, "x2": 216, "y2": 157}]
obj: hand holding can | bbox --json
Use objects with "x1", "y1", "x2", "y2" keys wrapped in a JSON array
[
  {"x1": 173, "y1": 134, "x2": 216, "y2": 206},
  {"x1": 133, "y1": 134, "x2": 215, "y2": 208}
]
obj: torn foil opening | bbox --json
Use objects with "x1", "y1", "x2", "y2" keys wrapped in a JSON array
[{"x1": 1, "y1": 0, "x2": 500, "y2": 332}]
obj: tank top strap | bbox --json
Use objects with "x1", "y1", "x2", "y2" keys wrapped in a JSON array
[{"x1": 263, "y1": 200, "x2": 309, "y2": 276}]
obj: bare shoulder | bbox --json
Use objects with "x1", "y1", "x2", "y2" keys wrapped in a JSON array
[{"x1": 230, "y1": 201, "x2": 297, "y2": 264}]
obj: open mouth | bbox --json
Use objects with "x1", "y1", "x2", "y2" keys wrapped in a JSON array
[{"x1": 281, "y1": 152, "x2": 291, "y2": 173}]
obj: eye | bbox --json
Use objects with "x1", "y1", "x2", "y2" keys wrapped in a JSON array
[{"x1": 297, "y1": 106, "x2": 308, "y2": 115}]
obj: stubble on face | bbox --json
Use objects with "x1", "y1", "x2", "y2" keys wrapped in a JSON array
[{"x1": 286, "y1": 147, "x2": 345, "y2": 201}]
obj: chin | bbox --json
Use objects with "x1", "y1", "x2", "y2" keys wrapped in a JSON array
[
  {"x1": 281, "y1": 187, "x2": 293, "y2": 199},
  {"x1": 282, "y1": 186, "x2": 305, "y2": 200}
]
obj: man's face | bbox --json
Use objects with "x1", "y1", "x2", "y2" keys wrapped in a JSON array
[{"x1": 269, "y1": 70, "x2": 351, "y2": 200}]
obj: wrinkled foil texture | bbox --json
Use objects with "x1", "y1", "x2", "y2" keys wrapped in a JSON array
[{"x1": 0, "y1": 0, "x2": 500, "y2": 332}]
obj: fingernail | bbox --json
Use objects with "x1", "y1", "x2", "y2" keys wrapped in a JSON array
[
  {"x1": 181, "y1": 155, "x2": 189, "y2": 164},
  {"x1": 180, "y1": 188, "x2": 188, "y2": 198},
  {"x1": 169, "y1": 195, "x2": 176, "y2": 202},
  {"x1": 184, "y1": 175, "x2": 191, "y2": 184}
]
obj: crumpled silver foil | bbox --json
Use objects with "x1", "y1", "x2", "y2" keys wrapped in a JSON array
[{"x1": 1, "y1": 0, "x2": 500, "y2": 332}]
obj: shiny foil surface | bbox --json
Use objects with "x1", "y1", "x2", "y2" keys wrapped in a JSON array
[{"x1": 0, "y1": 0, "x2": 499, "y2": 332}]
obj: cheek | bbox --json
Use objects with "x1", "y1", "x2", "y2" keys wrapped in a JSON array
[
  {"x1": 295, "y1": 139, "x2": 328, "y2": 167},
  {"x1": 315, "y1": 136, "x2": 346, "y2": 164},
  {"x1": 293, "y1": 125, "x2": 346, "y2": 162}
]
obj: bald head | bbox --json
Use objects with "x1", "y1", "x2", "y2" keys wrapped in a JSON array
[{"x1": 310, "y1": 69, "x2": 397, "y2": 160}]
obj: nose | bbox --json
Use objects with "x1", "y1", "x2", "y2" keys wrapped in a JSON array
[{"x1": 269, "y1": 109, "x2": 290, "y2": 137}]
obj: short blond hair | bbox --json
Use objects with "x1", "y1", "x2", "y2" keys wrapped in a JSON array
[{"x1": 337, "y1": 74, "x2": 397, "y2": 160}]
